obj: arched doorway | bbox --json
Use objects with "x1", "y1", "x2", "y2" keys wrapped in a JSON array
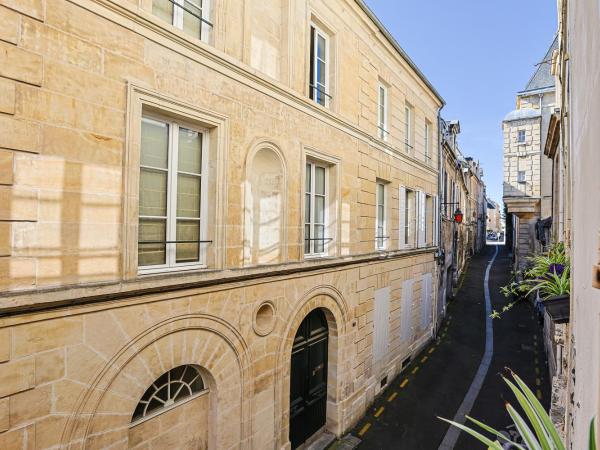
[{"x1": 289, "y1": 308, "x2": 329, "y2": 449}]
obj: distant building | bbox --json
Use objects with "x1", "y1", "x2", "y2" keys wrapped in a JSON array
[
  {"x1": 486, "y1": 200, "x2": 502, "y2": 233},
  {"x1": 502, "y1": 37, "x2": 558, "y2": 270}
]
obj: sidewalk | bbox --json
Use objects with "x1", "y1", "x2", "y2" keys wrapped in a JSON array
[{"x1": 341, "y1": 245, "x2": 549, "y2": 450}]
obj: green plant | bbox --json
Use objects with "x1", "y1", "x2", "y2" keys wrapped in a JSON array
[{"x1": 439, "y1": 371, "x2": 597, "y2": 450}]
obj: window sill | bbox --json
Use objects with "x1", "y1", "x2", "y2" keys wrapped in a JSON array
[
  {"x1": 138, "y1": 264, "x2": 208, "y2": 276},
  {"x1": 129, "y1": 388, "x2": 209, "y2": 428}
]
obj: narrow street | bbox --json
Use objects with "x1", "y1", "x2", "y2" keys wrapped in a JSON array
[{"x1": 346, "y1": 245, "x2": 550, "y2": 449}]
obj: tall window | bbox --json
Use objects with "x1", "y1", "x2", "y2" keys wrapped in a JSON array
[
  {"x1": 152, "y1": 0, "x2": 212, "y2": 41},
  {"x1": 309, "y1": 25, "x2": 330, "y2": 107},
  {"x1": 378, "y1": 84, "x2": 389, "y2": 140},
  {"x1": 305, "y1": 162, "x2": 327, "y2": 255},
  {"x1": 132, "y1": 365, "x2": 205, "y2": 423},
  {"x1": 517, "y1": 129, "x2": 526, "y2": 143},
  {"x1": 425, "y1": 194, "x2": 434, "y2": 245},
  {"x1": 424, "y1": 120, "x2": 431, "y2": 161},
  {"x1": 517, "y1": 170, "x2": 526, "y2": 183},
  {"x1": 404, "y1": 104, "x2": 413, "y2": 152},
  {"x1": 138, "y1": 115, "x2": 207, "y2": 271},
  {"x1": 376, "y1": 182, "x2": 386, "y2": 249},
  {"x1": 404, "y1": 188, "x2": 417, "y2": 248}
]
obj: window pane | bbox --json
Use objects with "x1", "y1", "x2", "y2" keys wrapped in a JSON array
[
  {"x1": 377, "y1": 183, "x2": 384, "y2": 204},
  {"x1": 182, "y1": 0, "x2": 202, "y2": 39},
  {"x1": 306, "y1": 164, "x2": 311, "y2": 193},
  {"x1": 317, "y1": 60, "x2": 325, "y2": 86},
  {"x1": 178, "y1": 127, "x2": 202, "y2": 174},
  {"x1": 305, "y1": 224, "x2": 311, "y2": 254},
  {"x1": 177, "y1": 174, "x2": 201, "y2": 218},
  {"x1": 176, "y1": 219, "x2": 200, "y2": 262},
  {"x1": 315, "y1": 166, "x2": 325, "y2": 195},
  {"x1": 317, "y1": 34, "x2": 326, "y2": 60},
  {"x1": 305, "y1": 193, "x2": 311, "y2": 223},
  {"x1": 141, "y1": 118, "x2": 169, "y2": 168},
  {"x1": 315, "y1": 196, "x2": 325, "y2": 224},
  {"x1": 139, "y1": 168, "x2": 168, "y2": 216},
  {"x1": 138, "y1": 218, "x2": 166, "y2": 266},
  {"x1": 314, "y1": 225, "x2": 324, "y2": 253},
  {"x1": 153, "y1": 0, "x2": 173, "y2": 24}
]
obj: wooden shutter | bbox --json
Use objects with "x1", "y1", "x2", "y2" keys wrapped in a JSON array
[
  {"x1": 417, "y1": 191, "x2": 426, "y2": 247},
  {"x1": 373, "y1": 287, "x2": 391, "y2": 362},
  {"x1": 420, "y1": 273, "x2": 433, "y2": 329},
  {"x1": 401, "y1": 279, "x2": 414, "y2": 343}
]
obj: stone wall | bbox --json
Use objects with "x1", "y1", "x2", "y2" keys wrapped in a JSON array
[{"x1": 0, "y1": 0, "x2": 444, "y2": 448}]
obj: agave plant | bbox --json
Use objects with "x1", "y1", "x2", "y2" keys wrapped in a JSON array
[{"x1": 439, "y1": 371, "x2": 597, "y2": 450}]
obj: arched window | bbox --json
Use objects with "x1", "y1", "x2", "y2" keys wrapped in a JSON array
[{"x1": 132, "y1": 364, "x2": 205, "y2": 422}]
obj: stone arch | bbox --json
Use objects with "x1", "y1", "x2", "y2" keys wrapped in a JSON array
[
  {"x1": 60, "y1": 314, "x2": 253, "y2": 450},
  {"x1": 273, "y1": 286, "x2": 351, "y2": 448},
  {"x1": 243, "y1": 140, "x2": 287, "y2": 266}
]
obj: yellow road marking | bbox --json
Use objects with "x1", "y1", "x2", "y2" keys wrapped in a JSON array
[
  {"x1": 536, "y1": 378, "x2": 541, "y2": 386},
  {"x1": 428, "y1": 347, "x2": 435, "y2": 354},
  {"x1": 534, "y1": 358, "x2": 539, "y2": 364},
  {"x1": 421, "y1": 356, "x2": 428, "y2": 363},
  {"x1": 400, "y1": 378, "x2": 409, "y2": 388},
  {"x1": 387, "y1": 392, "x2": 398, "y2": 402},
  {"x1": 535, "y1": 367, "x2": 540, "y2": 375},
  {"x1": 411, "y1": 366, "x2": 419, "y2": 374},
  {"x1": 536, "y1": 390, "x2": 543, "y2": 400},
  {"x1": 374, "y1": 406, "x2": 384, "y2": 418},
  {"x1": 358, "y1": 423, "x2": 371, "y2": 436}
]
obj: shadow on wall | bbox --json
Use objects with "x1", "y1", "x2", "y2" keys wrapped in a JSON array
[{"x1": 503, "y1": 181, "x2": 532, "y2": 198}]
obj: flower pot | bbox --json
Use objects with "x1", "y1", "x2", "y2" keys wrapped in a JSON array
[{"x1": 541, "y1": 294, "x2": 570, "y2": 324}]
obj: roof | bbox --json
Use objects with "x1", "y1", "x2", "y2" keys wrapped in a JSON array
[
  {"x1": 503, "y1": 108, "x2": 541, "y2": 122},
  {"x1": 519, "y1": 35, "x2": 558, "y2": 94},
  {"x1": 354, "y1": 0, "x2": 445, "y2": 106}
]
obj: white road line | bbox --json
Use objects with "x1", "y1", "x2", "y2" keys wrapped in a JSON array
[{"x1": 438, "y1": 245, "x2": 499, "y2": 450}]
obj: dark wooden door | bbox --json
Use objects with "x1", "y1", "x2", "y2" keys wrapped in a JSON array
[{"x1": 289, "y1": 309, "x2": 328, "y2": 449}]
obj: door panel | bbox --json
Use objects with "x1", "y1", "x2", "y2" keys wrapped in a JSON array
[{"x1": 289, "y1": 309, "x2": 328, "y2": 449}]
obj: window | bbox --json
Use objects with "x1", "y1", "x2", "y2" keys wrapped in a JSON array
[
  {"x1": 517, "y1": 170, "x2": 526, "y2": 183},
  {"x1": 305, "y1": 162, "x2": 328, "y2": 255},
  {"x1": 404, "y1": 104, "x2": 413, "y2": 152},
  {"x1": 517, "y1": 130, "x2": 526, "y2": 143},
  {"x1": 132, "y1": 365, "x2": 205, "y2": 423},
  {"x1": 138, "y1": 115, "x2": 207, "y2": 271},
  {"x1": 378, "y1": 84, "x2": 389, "y2": 140},
  {"x1": 400, "y1": 187, "x2": 417, "y2": 248},
  {"x1": 309, "y1": 25, "x2": 330, "y2": 107},
  {"x1": 376, "y1": 182, "x2": 387, "y2": 249},
  {"x1": 152, "y1": 0, "x2": 212, "y2": 41},
  {"x1": 424, "y1": 120, "x2": 431, "y2": 161}
]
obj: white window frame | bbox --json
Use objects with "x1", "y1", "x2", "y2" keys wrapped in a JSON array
[
  {"x1": 310, "y1": 23, "x2": 330, "y2": 108},
  {"x1": 517, "y1": 129, "x2": 526, "y2": 143},
  {"x1": 154, "y1": 0, "x2": 212, "y2": 42},
  {"x1": 424, "y1": 120, "x2": 431, "y2": 161},
  {"x1": 378, "y1": 83, "x2": 389, "y2": 141},
  {"x1": 138, "y1": 113, "x2": 209, "y2": 274},
  {"x1": 375, "y1": 181, "x2": 387, "y2": 250},
  {"x1": 404, "y1": 104, "x2": 413, "y2": 152},
  {"x1": 304, "y1": 161, "x2": 329, "y2": 257}
]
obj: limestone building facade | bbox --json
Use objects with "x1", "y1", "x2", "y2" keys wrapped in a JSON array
[
  {"x1": 502, "y1": 37, "x2": 558, "y2": 270},
  {"x1": 0, "y1": 0, "x2": 445, "y2": 448}
]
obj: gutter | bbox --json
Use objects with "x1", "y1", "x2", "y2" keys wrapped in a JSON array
[{"x1": 354, "y1": 0, "x2": 445, "y2": 106}]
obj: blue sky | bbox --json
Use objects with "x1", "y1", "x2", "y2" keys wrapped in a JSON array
[{"x1": 364, "y1": 0, "x2": 557, "y2": 204}]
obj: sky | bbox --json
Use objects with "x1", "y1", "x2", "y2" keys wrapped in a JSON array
[{"x1": 364, "y1": 0, "x2": 557, "y2": 204}]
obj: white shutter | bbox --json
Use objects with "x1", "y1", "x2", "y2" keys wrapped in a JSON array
[
  {"x1": 420, "y1": 273, "x2": 433, "y2": 328},
  {"x1": 373, "y1": 287, "x2": 391, "y2": 362},
  {"x1": 418, "y1": 191, "x2": 426, "y2": 248},
  {"x1": 399, "y1": 186, "x2": 406, "y2": 248},
  {"x1": 433, "y1": 195, "x2": 439, "y2": 246},
  {"x1": 401, "y1": 279, "x2": 414, "y2": 343}
]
